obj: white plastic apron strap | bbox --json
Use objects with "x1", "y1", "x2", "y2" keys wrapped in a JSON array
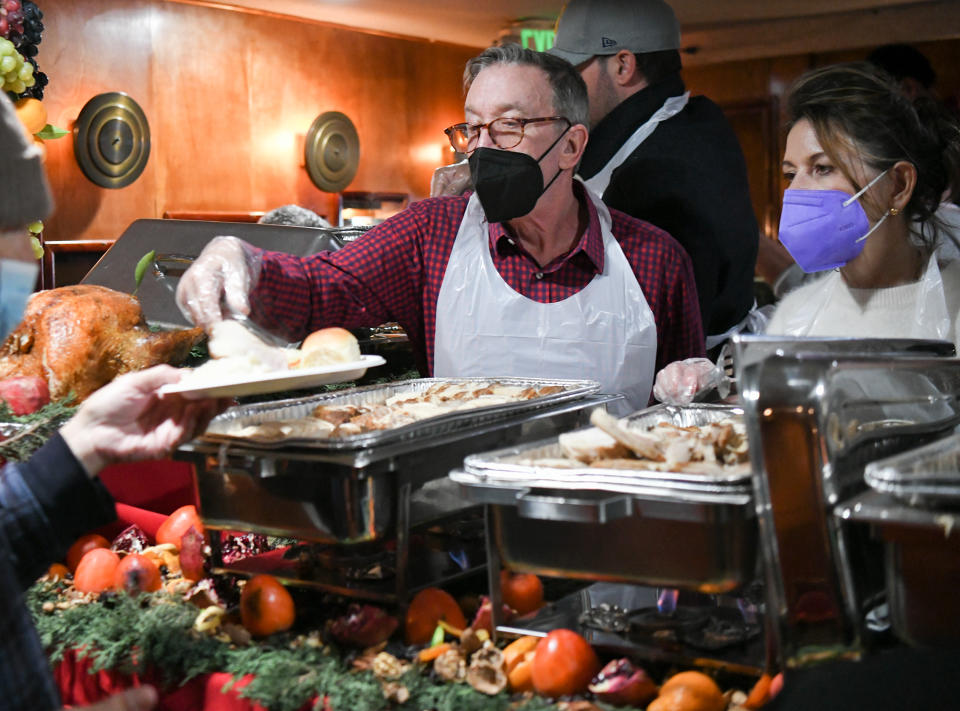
[{"x1": 581, "y1": 92, "x2": 690, "y2": 196}]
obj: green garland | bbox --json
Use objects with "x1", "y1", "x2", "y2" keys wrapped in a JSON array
[
  {"x1": 0, "y1": 396, "x2": 77, "y2": 462},
  {"x1": 27, "y1": 582, "x2": 622, "y2": 711}
]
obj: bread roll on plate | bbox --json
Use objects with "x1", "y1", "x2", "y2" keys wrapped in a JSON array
[{"x1": 298, "y1": 327, "x2": 361, "y2": 368}]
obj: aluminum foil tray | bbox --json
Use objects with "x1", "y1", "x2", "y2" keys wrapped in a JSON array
[
  {"x1": 864, "y1": 431, "x2": 960, "y2": 506},
  {"x1": 459, "y1": 403, "x2": 750, "y2": 503},
  {"x1": 201, "y1": 377, "x2": 600, "y2": 451}
]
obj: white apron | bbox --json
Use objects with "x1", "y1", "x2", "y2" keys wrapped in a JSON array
[
  {"x1": 581, "y1": 92, "x2": 689, "y2": 195},
  {"x1": 433, "y1": 188, "x2": 658, "y2": 408}
]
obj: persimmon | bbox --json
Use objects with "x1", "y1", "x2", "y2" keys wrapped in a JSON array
[
  {"x1": 65, "y1": 533, "x2": 110, "y2": 572},
  {"x1": 45, "y1": 563, "x2": 70, "y2": 581},
  {"x1": 240, "y1": 574, "x2": 295, "y2": 637},
  {"x1": 404, "y1": 587, "x2": 467, "y2": 645},
  {"x1": 502, "y1": 635, "x2": 540, "y2": 672},
  {"x1": 500, "y1": 570, "x2": 544, "y2": 615},
  {"x1": 531, "y1": 628, "x2": 600, "y2": 698},
  {"x1": 74, "y1": 548, "x2": 121, "y2": 594},
  {"x1": 507, "y1": 650, "x2": 537, "y2": 693},
  {"x1": 113, "y1": 553, "x2": 162, "y2": 595},
  {"x1": 156, "y1": 505, "x2": 204, "y2": 550},
  {"x1": 647, "y1": 671, "x2": 726, "y2": 711}
]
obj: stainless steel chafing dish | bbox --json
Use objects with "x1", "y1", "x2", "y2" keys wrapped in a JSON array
[
  {"x1": 451, "y1": 404, "x2": 756, "y2": 594},
  {"x1": 838, "y1": 433, "x2": 960, "y2": 648},
  {"x1": 734, "y1": 335, "x2": 960, "y2": 667},
  {"x1": 176, "y1": 378, "x2": 610, "y2": 545}
]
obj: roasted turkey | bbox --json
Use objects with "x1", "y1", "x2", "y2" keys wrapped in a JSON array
[{"x1": 0, "y1": 284, "x2": 204, "y2": 401}]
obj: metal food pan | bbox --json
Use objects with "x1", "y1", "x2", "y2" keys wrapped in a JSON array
[
  {"x1": 451, "y1": 404, "x2": 756, "y2": 592},
  {"x1": 201, "y1": 377, "x2": 600, "y2": 451},
  {"x1": 864, "y1": 432, "x2": 960, "y2": 506},
  {"x1": 177, "y1": 394, "x2": 621, "y2": 543},
  {"x1": 837, "y1": 489, "x2": 960, "y2": 647},
  {"x1": 462, "y1": 403, "x2": 750, "y2": 496}
]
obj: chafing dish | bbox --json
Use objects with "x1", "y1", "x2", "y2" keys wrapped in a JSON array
[
  {"x1": 176, "y1": 379, "x2": 611, "y2": 545},
  {"x1": 451, "y1": 404, "x2": 756, "y2": 594},
  {"x1": 735, "y1": 337, "x2": 960, "y2": 666},
  {"x1": 838, "y1": 488, "x2": 960, "y2": 648}
]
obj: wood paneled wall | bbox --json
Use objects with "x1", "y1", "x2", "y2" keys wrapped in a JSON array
[
  {"x1": 32, "y1": 0, "x2": 960, "y2": 248},
  {"x1": 37, "y1": 0, "x2": 476, "y2": 242}
]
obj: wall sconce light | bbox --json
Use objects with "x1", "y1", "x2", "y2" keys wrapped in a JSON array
[
  {"x1": 303, "y1": 110, "x2": 359, "y2": 193},
  {"x1": 73, "y1": 92, "x2": 150, "y2": 189}
]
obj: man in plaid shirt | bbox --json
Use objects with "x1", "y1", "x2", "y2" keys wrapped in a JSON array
[{"x1": 178, "y1": 45, "x2": 703, "y2": 407}]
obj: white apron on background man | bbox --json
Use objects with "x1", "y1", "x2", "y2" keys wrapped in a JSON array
[{"x1": 434, "y1": 186, "x2": 658, "y2": 408}]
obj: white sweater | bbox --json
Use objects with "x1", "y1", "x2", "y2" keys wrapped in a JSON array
[{"x1": 765, "y1": 258, "x2": 960, "y2": 350}]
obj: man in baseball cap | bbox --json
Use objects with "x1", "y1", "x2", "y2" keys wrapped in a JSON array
[{"x1": 550, "y1": 0, "x2": 760, "y2": 354}]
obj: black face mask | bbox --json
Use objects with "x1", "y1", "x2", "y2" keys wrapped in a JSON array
[{"x1": 467, "y1": 127, "x2": 569, "y2": 223}]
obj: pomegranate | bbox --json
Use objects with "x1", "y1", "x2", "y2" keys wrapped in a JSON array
[{"x1": 588, "y1": 658, "x2": 658, "y2": 707}]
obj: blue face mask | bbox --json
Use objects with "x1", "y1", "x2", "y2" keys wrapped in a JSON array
[{"x1": 0, "y1": 258, "x2": 39, "y2": 340}]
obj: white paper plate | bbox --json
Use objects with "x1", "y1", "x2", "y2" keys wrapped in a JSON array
[{"x1": 158, "y1": 355, "x2": 386, "y2": 398}]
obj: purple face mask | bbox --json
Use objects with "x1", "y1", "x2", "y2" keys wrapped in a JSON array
[{"x1": 778, "y1": 170, "x2": 889, "y2": 273}]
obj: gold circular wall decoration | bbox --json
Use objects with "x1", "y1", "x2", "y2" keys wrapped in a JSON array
[
  {"x1": 73, "y1": 92, "x2": 151, "y2": 189},
  {"x1": 304, "y1": 111, "x2": 359, "y2": 192}
]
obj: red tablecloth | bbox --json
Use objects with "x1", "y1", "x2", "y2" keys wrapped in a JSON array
[{"x1": 55, "y1": 650, "x2": 304, "y2": 710}]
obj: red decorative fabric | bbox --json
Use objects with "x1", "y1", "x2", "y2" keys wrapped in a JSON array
[{"x1": 55, "y1": 651, "x2": 316, "y2": 710}]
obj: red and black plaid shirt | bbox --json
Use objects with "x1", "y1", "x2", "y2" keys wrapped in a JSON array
[{"x1": 252, "y1": 185, "x2": 704, "y2": 375}]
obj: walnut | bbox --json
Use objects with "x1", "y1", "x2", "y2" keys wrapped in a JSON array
[
  {"x1": 466, "y1": 642, "x2": 507, "y2": 695},
  {"x1": 433, "y1": 648, "x2": 466, "y2": 682},
  {"x1": 380, "y1": 681, "x2": 410, "y2": 704},
  {"x1": 371, "y1": 651, "x2": 409, "y2": 680}
]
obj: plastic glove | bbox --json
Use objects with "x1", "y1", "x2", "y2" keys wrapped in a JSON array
[
  {"x1": 653, "y1": 357, "x2": 730, "y2": 406},
  {"x1": 175, "y1": 235, "x2": 262, "y2": 328},
  {"x1": 67, "y1": 686, "x2": 158, "y2": 711},
  {"x1": 60, "y1": 365, "x2": 232, "y2": 476},
  {"x1": 430, "y1": 159, "x2": 472, "y2": 197}
]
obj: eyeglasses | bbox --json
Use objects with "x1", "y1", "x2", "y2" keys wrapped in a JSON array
[{"x1": 444, "y1": 116, "x2": 570, "y2": 153}]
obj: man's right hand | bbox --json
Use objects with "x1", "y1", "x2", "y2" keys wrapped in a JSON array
[
  {"x1": 68, "y1": 685, "x2": 158, "y2": 711},
  {"x1": 175, "y1": 236, "x2": 262, "y2": 329}
]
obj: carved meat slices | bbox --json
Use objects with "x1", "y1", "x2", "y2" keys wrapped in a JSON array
[{"x1": 0, "y1": 285, "x2": 204, "y2": 401}]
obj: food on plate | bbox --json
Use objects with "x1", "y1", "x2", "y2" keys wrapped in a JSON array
[
  {"x1": 531, "y1": 628, "x2": 600, "y2": 698},
  {"x1": 240, "y1": 574, "x2": 296, "y2": 637},
  {"x1": 519, "y1": 409, "x2": 750, "y2": 475},
  {"x1": 0, "y1": 285, "x2": 204, "y2": 401},
  {"x1": 223, "y1": 380, "x2": 568, "y2": 442},
  {"x1": 405, "y1": 587, "x2": 467, "y2": 645},
  {"x1": 178, "y1": 323, "x2": 362, "y2": 386},
  {"x1": 589, "y1": 658, "x2": 658, "y2": 707},
  {"x1": 113, "y1": 553, "x2": 162, "y2": 595},
  {"x1": 647, "y1": 670, "x2": 726, "y2": 711},
  {"x1": 73, "y1": 547, "x2": 121, "y2": 594},
  {"x1": 499, "y1": 570, "x2": 544, "y2": 616},
  {"x1": 299, "y1": 327, "x2": 362, "y2": 367}
]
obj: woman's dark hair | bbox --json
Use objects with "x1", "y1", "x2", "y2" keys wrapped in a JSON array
[{"x1": 786, "y1": 62, "x2": 960, "y2": 248}]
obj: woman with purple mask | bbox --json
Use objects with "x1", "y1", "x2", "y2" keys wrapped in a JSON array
[
  {"x1": 654, "y1": 62, "x2": 960, "y2": 404},
  {"x1": 765, "y1": 62, "x2": 960, "y2": 340}
]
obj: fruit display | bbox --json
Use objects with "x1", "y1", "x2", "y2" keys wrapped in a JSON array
[{"x1": 33, "y1": 517, "x2": 772, "y2": 711}]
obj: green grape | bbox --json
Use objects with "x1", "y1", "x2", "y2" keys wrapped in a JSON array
[
  {"x1": 9, "y1": 79, "x2": 24, "y2": 94},
  {"x1": 0, "y1": 38, "x2": 14, "y2": 55},
  {"x1": 18, "y1": 62, "x2": 32, "y2": 81},
  {"x1": 27, "y1": 220, "x2": 43, "y2": 234},
  {"x1": 0, "y1": 55, "x2": 15, "y2": 74},
  {"x1": 23, "y1": 75, "x2": 34, "y2": 88},
  {"x1": 28, "y1": 234, "x2": 43, "y2": 260}
]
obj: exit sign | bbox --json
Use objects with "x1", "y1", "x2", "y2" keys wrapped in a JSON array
[{"x1": 520, "y1": 28, "x2": 555, "y2": 51}]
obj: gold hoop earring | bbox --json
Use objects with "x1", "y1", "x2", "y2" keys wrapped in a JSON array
[{"x1": 889, "y1": 207, "x2": 900, "y2": 216}]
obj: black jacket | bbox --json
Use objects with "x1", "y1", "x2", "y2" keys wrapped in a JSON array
[{"x1": 579, "y1": 75, "x2": 759, "y2": 338}]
